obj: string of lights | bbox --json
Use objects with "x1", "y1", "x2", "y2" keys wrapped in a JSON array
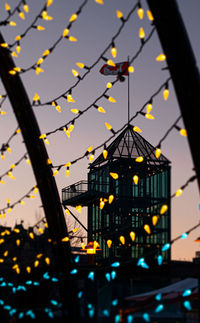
[
  {"x1": 7, "y1": 0, "x2": 90, "y2": 74},
  {"x1": 37, "y1": 26, "x2": 156, "y2": 145},
  {"x1": 0, "y1": 185, "x2": 38, "y2": 216},
  {"x1": 32, "y1": 1, "x2": 145, "y2": 104},
  {"x1": 0, "y1": 0, "x2": 26, "y2": 27},
  {"x1": 0, "y1": 152, "x2": 30, "y2": 183},
  {"x1": 0, "y1": 93, "x2": 7, "y2": 115},
  {"x1": 0, "y1": 126, "x2": 21, "y2": 160}
]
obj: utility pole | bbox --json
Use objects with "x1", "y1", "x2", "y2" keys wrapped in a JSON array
[
  {"x1": 0, "y1": 32, "x2": 80, "y2": 321},
  {"x1": 147, "y1": 0, "x2": 200, "y2": 192}
]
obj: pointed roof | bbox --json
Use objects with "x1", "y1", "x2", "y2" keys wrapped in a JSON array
[{"x1": 90, "y1": 124, "x2": 170, "y2": 167}]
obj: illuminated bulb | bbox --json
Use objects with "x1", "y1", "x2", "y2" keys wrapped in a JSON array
[
  {"x1": 89, "y1": 153, "x2": 95, "y2": 162},
  {"x1": 139, "y1": 27, "x2": 145, "y2": 39},
  {"x1": 133, "y1": 126, "x2": 142, "y2": 133},
  {"x1": 26, "y1": 266, "x2": 31, "y2": 274},
  {"x1": 130, "y1": 231, "x2": 135, "y2": 241},
  {"x1": 29, "y1": 232, "x2": 34, "y2": 239},
  {"x1": 46, "y1": 0, "x2": 53, "y2": 7},
  {"x1": 53, "y1": 169, "x2": 59, "y2": 176},
  {"x1": 108, "y1": 195, "x2": 114, "y2": 204},
  {"x1": 110, "y1": 172, "x2": 119, "y2": 180},
  {"x1": 25, "y1": 157, "x2": 31, "y2": 165},
  {"x1": 146, "y1": 102, "x2": 152, "y2": 113},
  {"x1": 20, "y1": 200, "x2": 25, "y2": 205},
  {"x1": 4, "y1": 250, "x2": 8, "y2": 257},
  {"x1": 152, "y1": 215, "x2": 158, "y2": 226},
  {"x1": 33, "y1": 186, "x2": 38, "y2": 194},
  {"x1": 175, "y1": 188, "x2": 183, "y2": 197},
  {"x1": 179, "y1": 128, "x2": 187, "y2": 137},
  {"x1": 16, "y1": 239, "x2": 20, "y2": 246},
  {"x1": 38, "y1": 227, "x2": 44, "y2": 234},
  {"x1": 100, "y1": 200, "x2": 105, "y2": 210},
  {"x1": 42, "y1": 11, "x2": 53, "y2": 20},
  {"x1": 135, "y1": 156, "x2": 143, "y2": 163},
  {"x1": 23, "y1": 4, "x2": 29, "y2": 13},
  {"x1": 67, "y1": 93, "x2": 75, "y2": 102},
  {"x1": 145, "y1": 113, "x2": 154, "y2": 120},
  {"x1": 68, "y1": 36, "x2": 77, "y2": 42},
  {"x1": 87, "y1": 145, "x2": 93, "y2": 153},
  {"x1": 147, "y1": 10, "x2": 154, "y2": 21},
  {"x1": 144, "y1": 224, "x2": 151, "y2": 234},
  {"x1": 156, "y1": 54, "x2": 166, "y2": 61},
  {"x1": 95, "y1": 0, "x2": 104, "y2": 4},
  {"x1": 0, "y1": 43, "x2": 8, "y2": 48},
  {"x1": 9, "y1": 21, "x2": 16, "y2": 26},
  {"x1": 65, "y1": 209, "x2": 70, "y2": 215},
  {"x1": 111, "y1": 45, "x2": 117, "y2": 58},
  {"x1": 33, "y1": 93, "x2": 40, "y2": 102},
  {"x1": 18, "y1": 11, "x2": 25, "y2": 20},
  {"x1": 72, "y1": 228, "x2": 79, "y2": 233},
  {"x1": 97, "y1": 106, "x2": 106, "y2": 113},
  {"x1": 163, "y1": 88, "x2": 169, "y2": 101},
  {"x1": 66, "y1": 167, "x2": 70, "y2": 177},
  {"x1": 8, "y1": 171, "x2": 15, "y2": 179},
  {"x1": 72, "y1": 69, "x2": 79, "y2": 77},
  {"x1": 106, "y1": 82, "x2": 112, "y2": 89},
  {"x1": 107, "y1": 59, "x2": 115, "y2": 67},
  {"x1": 69, "y1": 13, "x2": 78, "y2": 22},
  {"x1": 37, "y1": 58, "x2": 44, "y2": 66},
  {"x1": 75, "y1": 205, "x2": 82, "y2": 213},
  {"x1": 128, "y1": 66, "x2": 134, "y2": 73},
  {"x1": 76, "y1": 62, "x2": 85, "y2": 69},
  {"x1": 137, "y1": 7, "x2": 144, "y2": 19},
  {"x1": 34, "y1": 260, "x2": 39, "y2": 267},
  {"x1": 45, "y1": 257, "x2": 50, "y2": 265},
  {"x1": 116, "y1": 10, "x2": 123, "y2": 19},
  {"x1": 43, "y1": 49, "x2": 50, "y2": 57},
  {"x1": 5, "y1": 3, "x2": 11, "y2": 11},
  {"x1": 160, "y1": 204, "x2": 168, "y2": 215},
  {"x1": 62, "y1": 28, "x2": 69, "y2": 37},
  {"x1": 133, "y1": 175, "x2": 139, "y2": 185},
  {"x1": 11, "y1": 51, "x2": 18, "y2": 57},
  {"x1": 105, "y1": 122, "x2": 113, "y2": 130},
  {"x1": 9, "y1": 70, "x2": 16, "y2": 75},
  {"x1": 107, "y1": 240, "x2": 112, "y2": 248},
  {"x1": 16, "y1": 45, "x2": 21, "y2": 53},
  {"x1": 155, "y1": 147, "x2": 161, "y2": 159},
  {"x1": 81, "y1": 242, "x2": 85, "y2": 249},
  {"x1": 7, "y1": 146, "x2": 11, "y2": 153},
  {"x1": 103, "y1": 149, "x2": 108, "y2": 159},
  {"x1": 120, "y1": 236, "x2": 125, "y2": 245}
]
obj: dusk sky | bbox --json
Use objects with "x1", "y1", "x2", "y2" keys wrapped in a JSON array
[{"x1": 0, "y1": 0, "x2": 199, "y2": 261}]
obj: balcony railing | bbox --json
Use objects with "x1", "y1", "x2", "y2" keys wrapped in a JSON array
[{"x1": 62, "y1": 180, "x2": 109, "y2": 202}]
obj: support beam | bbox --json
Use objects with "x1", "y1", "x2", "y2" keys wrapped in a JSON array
[
  {"x1": 147, "y1": 0, "x2": 200, "y2": 192},
  {"x1": 0, "y1": 32, "x2": 79, "y2": 321}
]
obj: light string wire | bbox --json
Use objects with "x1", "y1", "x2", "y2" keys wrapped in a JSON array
[
  {"x1": 0, "y1": 151, "x2": 30, "y2": 183},
  {"x1": 0, "y1": 126, "x2": 21, "y2": 159},
  {"x1": 8, "y1": 0, "x2": 89, "y2": 72},
  {"x1": 31, "y1": 1, "x2": 142, "y2": 103},
  {"x1": 0, "y1": 0, "x2": 25, "y2": 26},
  {"x1": 37, "y1": 26, "x2": 156, "y2": 141}
]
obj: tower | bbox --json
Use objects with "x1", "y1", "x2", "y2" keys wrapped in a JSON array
[{"x1": 62, "y1": 124, "x2": 171, "y2": 263}]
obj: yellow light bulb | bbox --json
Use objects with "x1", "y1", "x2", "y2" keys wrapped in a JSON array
[
  {"x1": 107, "y1": 240, "x2": 112, "y2": 248},
  {"x1": 144, "y1": 224, "x2": 151, "y2": 234},
  {"x1": 160, "y1": 204, "x2": 168, "y2": 215},
  {"x1": 23, "y1": 4, "x2": 29, "y2": 12},
  {"x1": 163, "y1": 88, "x2": 169, "y2": 101},
  {"x1": 97, "y1": 106, "x2": 106, "y2": 113},
  {"x1": 155, "y1": 147, "x2": 161, "y2": 159},
  {"x1": 19, "y1": 11, "x2": 25, "y2": 20},
  {"x1": 26, "y1": 266, "x2": 31, "y2": 274},
  {"x1": 116, "y1": 10, "x2": 123, "y2": 19},
  {"x1": 100, "y1": 200, "x2": 105, "y2": 210},
  {"x1": 87, "y1": 145, "x2": 93, "y2": 153},
  {"x1": 110, "y1": 172, "x2": 118, "y2": 180},
  {"x1": 75, "y1": 205, "x2": 82, "y2": 213},
  {"x1": 108, "y1": 195, "x2": 114, "y2": 204},
  {"x1": 76, "y1": 62, "x2": 85, "y2": 69},
  {"x1": 37, "y1": 25, "x2": 45, "y2": 31},
  {"x1": 135, "y1": 156, "x2": 143, "y2": 163},
  {"x1": 147, "y1": 10, "x2": 154, "y2": 21},
  {"x1": 139, "y1": 27, "x2": 145, "y2": 39},
  {"x1": 175, "y1": 188, "x2": 183, "y2": 197},
  {"x1": 16, "y1": 45, "x2": 21, "y2": 53},
  {"x1": 9, "y1": 21, "x2": 16, "y2": 26},
  {"x1": 156, "y1": 54, "x2": 166, "y2": 61},
  {"x1": 69, "y1": 13, "x2": 78, "y2": 22},
  {"x1": 179, "y1": 129, "x2": 187, "y2": 137},
  {"x1": 130, "y1": 231, "x2": 135, "y2": 241},
  {"x1": 45, "y1": 257, "x2": 50, "y2": 265},
  {"x1": 71, "y1": 108, "x2": 79, "y2": 114},
  {"x1": 89, "y1": 154, "x2": 95, "y2": 162},
  {"x1": 133, "y1": 126, "x2": 142, "y2": 133},
  {"x1": 103, "y1": 149, "x2": 108, "y2": 159},
  {"x1": 106, "y1": 82, "x2": 112, "y2": 89},
  {"x1": 133, "y1": 175, "x2": 139, "y2": 185},
  {"x1": 152, "y1": 215, "x2": 158, "y2": 226},
  {"x1": 108, "y1": 96, "x2": 116, "y2": 103},
  {"x1": 33, "y1": 93, "x2": 40, "y2": 102},
  {"x1": 29, "y1": 232, "x2": 34, "y2": 239},
  {"x1": 5, "y1": 3, "x2": 11, "y2": 11},
  {"x1": 62, "y1": 28, "x2": 69, "y2": 37},
  {"x1": 0, "y1": 43, "x2": 8, "y2": 48},
  {"x1": 16, "y1": 239, "x2": 20, "y2": 246},
  {"x1": 46, "y1": 0, "x2": 53, "y2": 7},
  {"x1": 95, "y1": 0, "x2": 104, "y2": 5},
  {"x1": 137, "y1": 8, "x2": 144, "y2": 19},
  {"x1": 111, "y1": 47, "x2": 117, "y2": 58},
  {"x1": 128, "y1": 66, "x2": 134, "y2": 73},
  {"x1": 66, "y1": 168, "x2": 70, "y2": 177},
  {"x1": 72, "y1": 69, "x2": 79, "y2": 77},
  {"x1": 34, "y1": 260, "x2": 39, "y2": 267},
  {"x1": 68, "y1": 36, "x2": 77, "y2": 42},
  {"x1": 105, "y1": 122, "x2": 112, "y2": 130},
  {"x1": 146, "y1": 103, "x2": 152, "y2": 113},
  {"x1": 145, "y1": 113, "x2": 154, "y2": 120},
  {"x1": 120, "y1": 236, "x2": 125, "y2": 245},
  {"x1": 42, "y1": 49, "x2": 50, "y2": 57}
]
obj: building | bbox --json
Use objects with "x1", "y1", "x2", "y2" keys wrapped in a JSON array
[{"x1": 62, "y1": 124, "x2": 171, "y2": 263}]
